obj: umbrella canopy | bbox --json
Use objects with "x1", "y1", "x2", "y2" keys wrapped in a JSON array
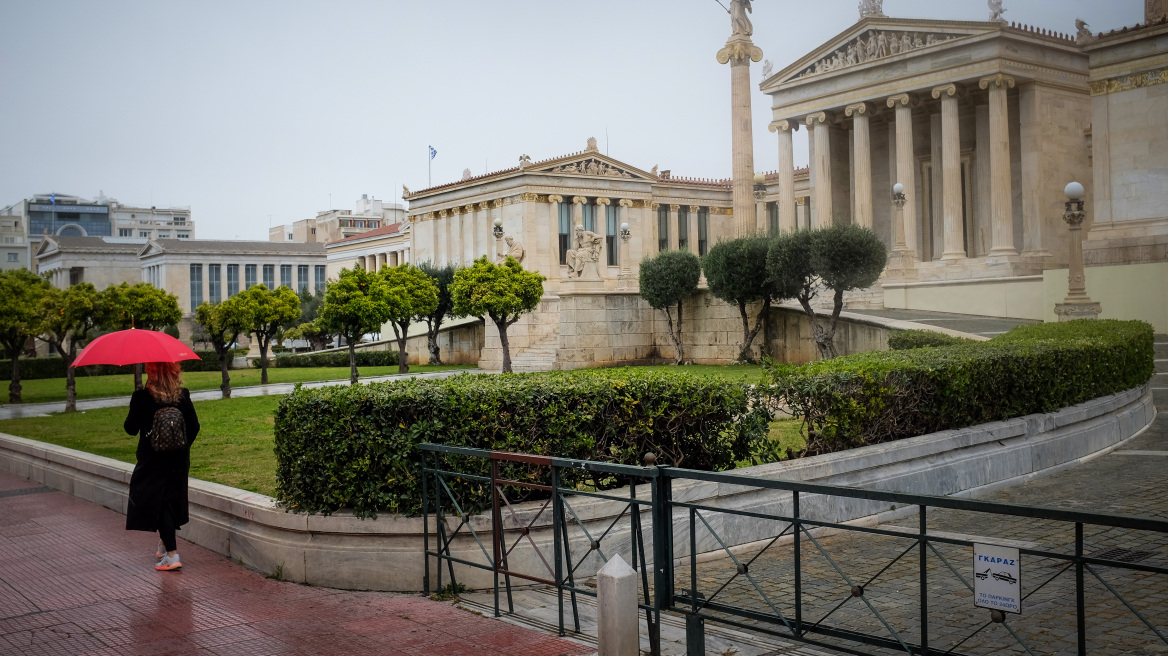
[{"x1": 71, "y1": 329, "x2": 201, "y2": 367}]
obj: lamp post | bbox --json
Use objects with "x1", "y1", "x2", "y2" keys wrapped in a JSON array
[
  {"x1": 617, "y1": 222, "x2": 632, "y2": 290},
  {"x1": 753, "y1": 173, "x2": 767, "y2": 235},
  {"x1": 1054, "y1": 181, "x2": 1102, "y2": 321},
  {"x1": 492, "y1": 217, "x2": 504, "y2": 263},
  {"x1": 891, "y1": 183, "x2": 908, "y2": 251},
  {"x1": 885, "y1": 182, "x2": 917, "y2": 279}
]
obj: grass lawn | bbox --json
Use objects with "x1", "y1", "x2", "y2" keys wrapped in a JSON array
[
  {"x1": 3, "y1": 364, "x2": 477, "y2": 405},
  {"x1": 0, "y1": 395, "x2": 283, "y2": 496}
]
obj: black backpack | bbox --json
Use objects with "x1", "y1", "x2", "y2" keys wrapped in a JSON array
[{"x1": 149, "y1": 404, "x2": 187, "y2": 452}]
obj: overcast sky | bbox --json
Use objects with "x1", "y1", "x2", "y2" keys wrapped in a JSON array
[{"x1": 0, "y1": 0, "x2": 1140, "y2": 240}]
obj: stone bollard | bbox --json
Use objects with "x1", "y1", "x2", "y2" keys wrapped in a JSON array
[{"x1": 597, "y1": 554, "x2": 639, "y2": 656}]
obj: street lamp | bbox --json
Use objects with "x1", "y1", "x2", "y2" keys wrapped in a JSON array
[
  {"x1": 492, "y1": 216, "x2": 504, "y2": 238},
  {"x1": 617, "y1": 222, "x2": 632, "y2": 290},
  {"x1": 1053, "y1": 181, "x2": 1101, "y2": 321},
  {"x1": 891, "y1": 183, "x2": 907, "y2": 251}
]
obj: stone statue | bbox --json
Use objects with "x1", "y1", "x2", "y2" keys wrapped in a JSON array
[
  {"x1": 651, "y1": 165, "x2": 659, "y2": 177},
  {"x1": 1151, "y1": 0, "x2": 1167, "y2": 23},
  {"x1": 586, "y1": 136, "x2": 599, "y2": 152},
  {"x1": 565, "y1": 225, "x2": 603, "y2": 278},
  {"x1": 858, "y1": 0, "x2": 884, "y2": 18},
  {"x1": 1075, "y1": 19, "x2": 1093, "y2": 43},
  {"x1": 519, "y1": 154, "x2": 532, "y2": 168},
  {"x1": 729, "y1": 0, "x2": 753, "y2": 37},
  {"x1": 761, "y1": 59, "x2": 773, "y2": 78},
  {"x1": 402, "y1": 184, "x2": 411, "y2": 197},
  {"x1": 461, "y1": 168, "x2": 472, "y2": 181},
  {"x1": 988, "y1": 0, "x2": 1006, "y2": 22},
  {"x1": 497, "y1": 236, "x2": 525, "y2": 265}
]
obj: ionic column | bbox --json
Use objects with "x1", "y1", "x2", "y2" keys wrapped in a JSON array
[
  {"x1": 449, "y1": 207, "x2": 462, "y2": 265},
  {"x1": 754, "y1": 192, "x2": 767, "y2": 234},
  {"x1": 932, "y1": 84, "x2": 965, "y2": 261},
  {"x1": 806, "y1": 112, "x2": 832, "y2": 228},
  {"x1": 887, "y1": 94, "x2": 919, "y2": 258},
  {"x1": 378, "y1": 253, "x2": 388, "y2": 269},
  {"x1": 668, "y1": 205, "x2": 680, "y2": 250},
  {"x1": 795, "y1": 198, "x2": 806, "y2": 230},
  {"x1": 980, "y1": 74, "x2": 1017, "y2": 258},
  {"x1": 572, "y1": 196, "x2": 586, "y2": 232},
  {"x1": 689, "y1": 206, "x2": 701, "y2": 254},
  {"x1": 845, "y1": 102, "x2": 873, "y2": 229},
  {"x1": 770, "y1": 119, "x2": 797, "y2": 232},
  {"x1": 717, "y1": 36, "x2": 763, "y2": 237}
]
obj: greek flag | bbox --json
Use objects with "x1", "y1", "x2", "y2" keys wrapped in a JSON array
[{"x1": 429, "y1": 146, "x2": 437, "y2": 160}]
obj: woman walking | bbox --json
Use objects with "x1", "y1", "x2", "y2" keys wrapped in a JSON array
[{"x1": 124, "y1": 361, "x2": 200, "y2": 571}]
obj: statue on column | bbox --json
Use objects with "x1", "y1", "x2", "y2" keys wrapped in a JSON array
[
  {"x1": 730, "y1": 0, "x2": 753, "y2": 37},
  {"x1": 988, "y1": 0, "x2": 1006, "y2": 22},
  {"x1": 497, "y1": 236, "x2": 526, "y2": 265},
  {"x1": 565, "y1": 225, "x2": 603, "y2": 278},
  {"x1": 858, "y1": 0, "x2": 884, "y2": 19}
]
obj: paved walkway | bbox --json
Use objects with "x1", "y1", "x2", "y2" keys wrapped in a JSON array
[
  {"x1": 844, "y1": 308, "x2": 1039, "y2": 339},
  {"x1": 0, "y1": 369, "x2": 480, "y2": 421},
  {"x1": 0, "y1": 470, "x2": 590, "y2": 656}
]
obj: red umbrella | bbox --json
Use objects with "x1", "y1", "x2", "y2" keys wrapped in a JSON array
[{"x1": 71, "y1": 329, "x2": 201, "y2": 367}]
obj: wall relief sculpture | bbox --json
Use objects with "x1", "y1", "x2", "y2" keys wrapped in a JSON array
[
  {"x1": 544, "y1": 158, "x2": 636, "y2": 178},
  {"x1": 792, "y1": 29, "x2": 961, "y2": 79}
]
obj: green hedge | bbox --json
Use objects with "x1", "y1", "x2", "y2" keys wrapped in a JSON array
[
  {"x1": 887, "y1": 329, "x2": 975, "y2": 350},
  {"x1": 256, "y1": 350, "x2": 399, "y2": 369},
  {"x1": 767, "y1": 320, "x2": 1154, "y2": 456},
  {"x1": 3, "y1": 348, "x2": 246, "y2": 380},
  {"x1": 273, "y1": 369, "x2": 770, "y2": 517}
]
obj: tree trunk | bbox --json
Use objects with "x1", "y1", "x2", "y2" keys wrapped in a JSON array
[
  {"x1": 495, "y1": 316, "x2": 513, "y2": 374},
  {"x1": 348, "y1": 341, "x2": 359, "y2": 384},
  {"x1": 395, "y1": 321, "x2": 410, "y2": 374},
  {"x1": 9, "y1": 353, "x2": 21, "y2": 404},
  {"x1": 219, "y1": 346, "x2": 232, "y2": 399},
  {"x1": 797, "y1": 292, "x2": 838, "y2": 360},
  {"x1": 258, "y1": 335, "x2": 270, "y2": 385},
  {"x1": 134, "y1": 363, "x2": 143, "y2": 391},
  {"x1": 65, "y1": 342, "x2": 77, "y2": 412},
  {"x1": 737, "y1": 298, "x2": 771, "y2": 363},
  {"x1": 426, "y1": 317, "x2": 443, "y2": 365},
  {"x1": 664, "y1": 302, "x2": 684, "y2": 365}
]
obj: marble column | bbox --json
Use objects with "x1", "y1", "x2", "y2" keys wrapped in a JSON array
[
  {"x1": 845, "y1": 102, "x2": 873, "y2": 228},
  {"x1": 572, "y1": 196, "x2": 586, "y2": 231},
  {"x1": 981, "y1": 74, "x2": 1017, "y2": 258},
  {"x1": 596, "y1": 197, "x2": 611, "y2": 263},
  {"x1": 933, "y1": 84, "x2": 965, "y2": 261},
  {"x1": 717, "y1": 34, "x2": 763, "y2": 237},
  {"x1": 668, "y1": 205, "x2": 680, "y2": 250},
  {"x1": 807, "y1": 112, "x2": 832, "y2": 228},
  {"x1": 754, "y1": 194, "x2": 767, "y2": 234},
  {"x1": 1018, "y1": 84, "x2": 1049, "y2": 258},
  {"x1": 770, "y1": 120, "x2": 797, "y2": 232},
  {"x1": 689, "y1": 205, "x2": 701, "y2": 254},
  {"x1": 378, "y1": 253, "x2": 388, "y2": 269},
  {"x1": 795, "y1": 198, "x2": 805, "y2": 230},
  {"x1": 887, "y1": 94, "x2": 919, "y2": 258}
]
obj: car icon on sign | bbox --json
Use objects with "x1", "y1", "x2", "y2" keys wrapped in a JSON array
[{"x1": 992, "y1": 571, "x2": 1018, "y2": 585}]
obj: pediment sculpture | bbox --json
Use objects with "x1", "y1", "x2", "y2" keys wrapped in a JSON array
[
  {"x1": 792, "y1": 29, "x2": 962, "y2": 80},
  {"x1": 544, "y1": 158, "x2": 636, "y2": 178}
]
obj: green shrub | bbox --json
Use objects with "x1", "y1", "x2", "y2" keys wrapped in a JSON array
[
  {"x1": 766, "y1": 320, "x2": 1154, "y2": 456},
  {"x1": 258, "y1": 350, "x2": 399, "y2": 369},
  {"x1": 3, "y1": 348, "x2": 246, "y2": 379},
  {"x1": 273, "y1": 369, "x2": 770, "y2": 517},
  {"x1": 887, "y1": 329, "x2": 975, "y2": 350}
]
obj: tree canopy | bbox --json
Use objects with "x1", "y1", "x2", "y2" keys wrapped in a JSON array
[
  {"x1": 639, "y1": 250, "x2": 701, "y2": 365},
  {"x1": 320, "y1": 267, "x2": 399, "y2": 383},
  {"x1": 101, "y1": 282, "x2": 182, "y2": 331},
  {"x1": 702, "y1": 235, "x2": 787, "y2": 361},
  {"x1": 194, "y1": 296, "x2": 254, "y2": 397},
  {"x1": 417, "y1": 262, "x2": 464, "y2": 365},
  {"x1": 239, "y1": 284, "x2": 301, "y2": 384},
  {"x1": 0, "y1": 269, "x2": 51, "y2": 403},
  {"x1": 39, "y1": 282, "x2": 104, "y2": 411},
  {"x1": 380, "y1": 264, "x2": 438, "y2": 373},
  {"x1": 451, "y1": 256, "x2": 545, "y2": 373}
]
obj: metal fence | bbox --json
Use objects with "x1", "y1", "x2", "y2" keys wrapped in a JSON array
[{"x1": 420, "y1": 443, "x2": 1168, "y2": 656}]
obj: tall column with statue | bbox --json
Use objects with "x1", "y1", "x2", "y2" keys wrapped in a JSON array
[{"x1": 717, "y1": 0, "x2": 763, "y2": 237}]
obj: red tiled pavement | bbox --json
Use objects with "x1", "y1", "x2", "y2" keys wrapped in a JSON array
[{"x1": 0, "y1": 471, "x2": 591, "y2": 656}]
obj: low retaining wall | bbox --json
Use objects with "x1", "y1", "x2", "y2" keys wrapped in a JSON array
[{"x1": 0, "y1": 384, "x2": 1153, "y2": 592}]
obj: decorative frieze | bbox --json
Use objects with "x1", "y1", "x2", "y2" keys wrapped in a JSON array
[
  {"x1": 1089, "y1": 67, "x2": 1168, "y2": 96},
  {"x1": 793, "y1": 29, "x2": 962, "y2": 80},
  {"x1": 544, "y1": 158, "x2": 636, "y2": 178}
]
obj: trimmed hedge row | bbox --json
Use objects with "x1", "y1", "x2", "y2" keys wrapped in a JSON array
[
  {"x1": 273, "y1": 369, "x2": 770, "y2": 517},
  {"x1": 256, "y1": 350, "x2": 399, "y2": 369},
  {"x1": 766, "y1": 319, "x2": 1154, "y2": 456},
  {"x1": 3, "y1": 349, "x2": 240, "y2": 379},
  {"x1": 887, "y1": 329, "x2": 975, "y2": 350}
]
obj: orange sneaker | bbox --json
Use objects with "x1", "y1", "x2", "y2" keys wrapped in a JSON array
[{"x1": 155, "y1": 553, "x2": 182, "y2": 571}]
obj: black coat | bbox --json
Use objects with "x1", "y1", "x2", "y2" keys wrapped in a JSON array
[{"x1": 123, "y1": 388, "x2": 200, "y2": 532}]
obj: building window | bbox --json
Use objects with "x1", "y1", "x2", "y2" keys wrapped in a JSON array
[
  {"x1": 315, "y1": 265, "x2": 326, "y2": 292},
  {"x1": 310, "y1": 228, "x2": 316, "y2": 235},
  {"x1": 245, "y1": 264, "x2": 257, "y2": 289},
  {"x1": 698, "y1": 208, "x2": 709, "y2": 256},
  {"x1": 768, "y1": 203, "x2": 779, "y2": 236},
  {"x1": 558, "y1": 202, "x2": 571, "y2": 265},
  {"x1": 190, "y1": 264, "x2": 203, "y2": 311},
  {"x1": 677, "y1": 207, "x2": 689, "y2": 251},
  {"x1": 158, "y1": 232, "x2": 169, "y2": 238},
  {"x1": 581, "y1": 202, "x2": 596, "y2": 233},
  {"x1": 263, "y1": 264, "x2": 275, "y2": 288},
  {"x1": 297, "y1": 265, "x2": 309, "y2": 294},
  {"x1": 208, "y1": 264, "x2": 222, "y2": 303},
  {"x1": 69, "y1": 267, "x2": 84, "y2": 286},
  {"x1": 177, "y1": 233, "x2": 189, "y2": 239},
  {"x1": 139, "y1": 231, "x2": 150, "y2": 238},
  {"x1": 6, "y1": 253, "x2": 17, "y2": 262},
  {"x1": 280, "y1": 264, "x2": 292, "y2": 288},
  {"x1": 118, "y1": 228, "x2": 133, "y2": 237},
  {"x1": 227, "y1": 264, "x2": 240, "y2": 297},
  {"x1": 605, "y1": 205, "x2": 617, "y2": 266},
  {"x1": 657, "y1": 206, "x2": 669, "y2": 252},
  {"x1": 287, "y1": 233, "x2": 293, "y2": 241}
]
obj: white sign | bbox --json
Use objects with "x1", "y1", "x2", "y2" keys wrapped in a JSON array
[{"x1": 973, "y1": 543, "x2": 1021, "y2": 614}]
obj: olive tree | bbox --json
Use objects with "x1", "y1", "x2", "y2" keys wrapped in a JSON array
[
  {"x1": 767, "y1": 225, "x2": 886, "y2": 359},
  {"x1": 451, "y1": 256, "x2": 545, "y2": 374},
  {"x1": 101, "y1": 282, "x2": 182, "y2": 390},
  {"x1": 320, "y1": 267, "x2": 399, "y2": 383},
  {"x1": 193, "y1": 296, "x2": 254, "y2": 398},
  {"x1": 0, "y1": 269, "x2": 50, "y2": 403},
  {"x1": 239, "y1": 284, "x2": 301, "y2": 384},
  {"x1": 417, "y1": 262, "x2": 464, "y2": 365},
  {"x1": 702, "y1": 235, "x2": 788, "y2": 362},
  {"x1": 638, "y1": 250, "x2": 701, "y2": 365},
  {"x1": 380, "y1": 264, "x2": 439, "y2": 374},
  {"x1": 39, "y1": 283, "x2": 105, "y2": 412}
]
